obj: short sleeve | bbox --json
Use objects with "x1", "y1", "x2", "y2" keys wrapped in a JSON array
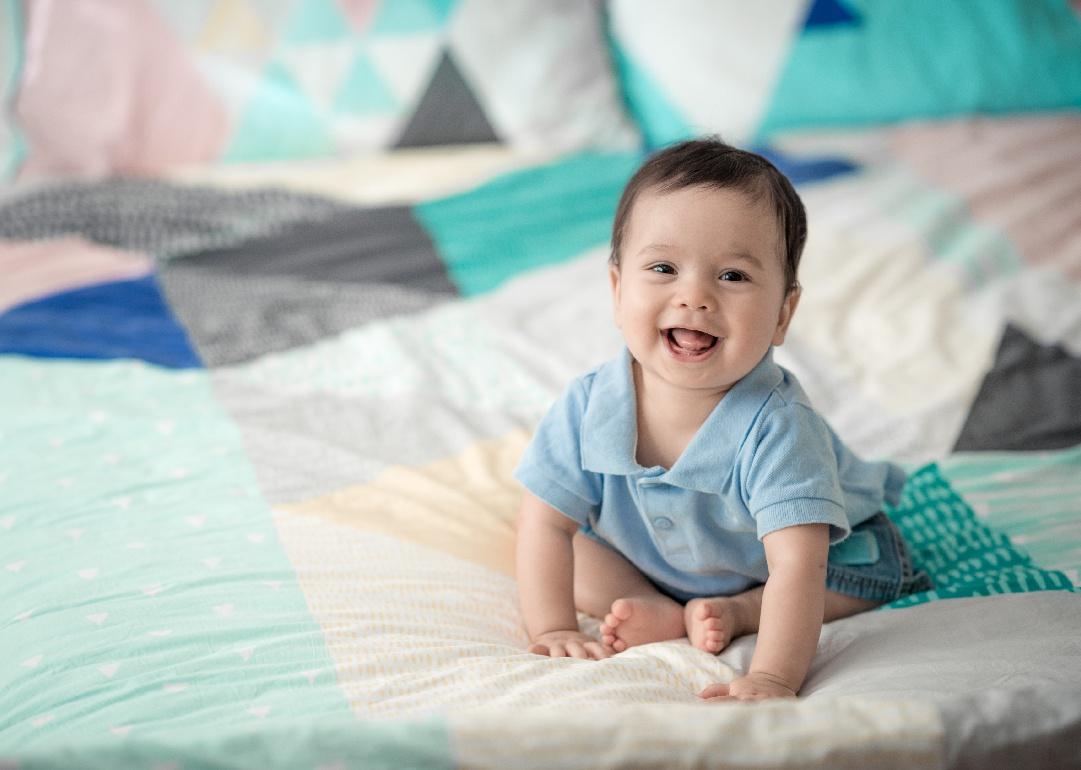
[
  {"x1": 743, "y1": 401, "x2": 851, "y2": 543},
  {"x1": 513, "y1": 379, "x2": 602, "y2": 526}
]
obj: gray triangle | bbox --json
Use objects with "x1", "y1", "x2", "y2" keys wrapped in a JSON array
[
  {"x1": 953, "y1": 324, "x2": 1081, "y2": 451},
  {"x1": 159, "y1": 265, "x2": 447, "y2": 366},
  {"x1": 395, "y1": 50, "x2": 500, "y2": 148}
]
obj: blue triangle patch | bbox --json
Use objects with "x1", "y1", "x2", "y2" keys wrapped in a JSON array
[
  {"x1": 751, "y1": 145, "x2": 858, "y2": 185},
  {"x1": 0, "y1": 275, "x2": 203, "y2": 368},
  {"x1": 802, "y1": 0, "x2": 861, "y2": 29}
]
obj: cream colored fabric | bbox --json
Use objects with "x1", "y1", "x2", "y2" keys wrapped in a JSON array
[
  {"x1": 271, "y1": 506, "x2": 945, "y2": 768},
  {"x1": 450, "y1": 701, "x2": 944, "y2": 770},
  {"x1": 169, "y1": 144, "x2": 554, "y2": 205},
  {"x1": 279, "y1": 431, "x2": 529, "y2": 577}
]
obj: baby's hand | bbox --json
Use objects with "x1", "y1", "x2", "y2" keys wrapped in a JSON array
[
  {"x1": 698, "y1": 671, "x2": 797, "y2": 702},
  {"x1": 528, "y1": 630, "x2": 612, "y2": 660}
]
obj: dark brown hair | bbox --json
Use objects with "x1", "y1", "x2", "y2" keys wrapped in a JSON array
[{"x1": 610, "y1": 137, "x2": 807, "y2": 292}]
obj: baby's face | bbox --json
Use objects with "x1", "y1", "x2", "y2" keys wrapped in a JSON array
[{"x1": 610, "y1": 184, "x2": 798, "y2": 398}]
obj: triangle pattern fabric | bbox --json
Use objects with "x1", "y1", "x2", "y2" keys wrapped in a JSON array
[
  {"x1": 369, "y1": 0, "x2": 449, "y2": 36},
  {"x1": 198, "y1": 0, "x2": 273, "y2": 58},
  {"x1": 954, "y1": 324, "x2": 1081, "y2": 451},
  {"x1": 281, "y1": 0, "x2": 353, "y2": 44},
  {"x1": 333, "y1": 45, "x2": 399, "y2": 115},
  {"x1": 394, "y1": 49, "x2": 498, "y2": 148},
  {"x1": 222, "y1": 58, "x2": 338, "y2": 161},
  {"x1": 0, "y1": 275, "x2": 202, "y2": 368},
  {"x1": 279, "y1": 41, "x2": 358, "y2": 113}
]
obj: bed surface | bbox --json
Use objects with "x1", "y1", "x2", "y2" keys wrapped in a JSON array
[{"x1": 3, "y1": 113, "x2": 1081, "y2": 769}]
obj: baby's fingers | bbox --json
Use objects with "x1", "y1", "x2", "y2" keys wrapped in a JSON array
[
  {"x1": 698, "y1": 682, "x2": 731, "y2": 700},
  {"x1": 585, "y1": 642, "x2": 611, "y2": 660},
  {"x1": 565, "y1": 642, "x2": 592, "y2": 659}
]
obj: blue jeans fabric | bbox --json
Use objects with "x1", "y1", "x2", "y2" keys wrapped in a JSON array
[{"x1": 825, "y1": 512, "x2": 932, "y2": 602}]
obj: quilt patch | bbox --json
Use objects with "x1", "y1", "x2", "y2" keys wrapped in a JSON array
[{"x1": 886, "y1": 464, "x2": 1076, "y2": 609}]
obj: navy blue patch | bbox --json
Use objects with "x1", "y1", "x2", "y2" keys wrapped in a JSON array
[
  {"x1": 752, "y1": 145, "x2": 859, "y2": 186},
  {"x1": 802, "y1": 0, "x2": 861, "y2": 29},
  {"x1": 0, "y1": 275, "x2": 203, "y2": 368}
]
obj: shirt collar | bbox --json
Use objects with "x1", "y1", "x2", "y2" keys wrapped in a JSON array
[{"x1": 580, "y1": 347, "x2": 784, "y2": 489}]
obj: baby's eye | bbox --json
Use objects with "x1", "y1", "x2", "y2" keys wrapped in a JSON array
[
  {"x1": 720, "y1": 270, "x2": 747, "y2": 282},
  {"x1": 650, "y1": 263, "x2": 676, "y2": 275}
]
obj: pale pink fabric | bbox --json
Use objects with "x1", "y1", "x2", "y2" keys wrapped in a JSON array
[
  {"x1": 15, "y1": 0, "x2": 229, "y2": 180},
  {"x1": 0, "y1": 237, "x2": 153, "y2": 314},
  {"x1": 338, "y1": 0, "x2": 381, "y2": 34},
  {"x1": 889, "y1": 114, "x2": 1081, "y2": 282}
]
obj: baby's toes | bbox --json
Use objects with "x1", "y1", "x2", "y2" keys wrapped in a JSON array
[
  {"x1": 603, "y1": 613, "x2": 620, "y2": 630},
  {"x1": 705, "y1": 630, "x2": 728, "y2": 653},
  {"x1": 611, "y1": 638, "x2": 628, "y2": 652},
  {"x1": 692, "y1": 601, "x2": 713, "y2": 621}
]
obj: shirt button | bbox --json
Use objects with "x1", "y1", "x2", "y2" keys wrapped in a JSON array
[{"x1": 653, "y1": 516, "x2": 674, "y2": 530}]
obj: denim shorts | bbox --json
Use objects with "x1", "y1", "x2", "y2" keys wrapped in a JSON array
[{"x1": 825, "y1": 512, "x2": 932, "y2": 602}]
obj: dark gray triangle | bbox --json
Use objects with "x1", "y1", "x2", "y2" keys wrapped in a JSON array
[
  {"x1": 171, "y1": 205, "x2": 457, "y2": 294},
  {"x1": 159, "y1": 265, "x2": 448, "y2": 366},
  {"x1": 395, "y1": 50, "x2": 500, "y2": 148},
  {"x1": 953, "y1": 324, "x2": 1081, "y2": 451}
]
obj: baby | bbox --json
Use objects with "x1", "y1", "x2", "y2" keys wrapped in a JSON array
[{"x1": 513, "y1": 138, "x2": 929, "y2": 701}]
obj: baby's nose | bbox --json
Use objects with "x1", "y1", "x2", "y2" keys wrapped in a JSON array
[{"x1": 677, "y1": 283, "x2": 713, "y2": 311}]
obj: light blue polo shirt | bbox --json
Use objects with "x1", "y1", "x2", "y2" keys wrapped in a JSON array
[{"x1": 513, "y1": 347, "x2": 907, "y2": 601}]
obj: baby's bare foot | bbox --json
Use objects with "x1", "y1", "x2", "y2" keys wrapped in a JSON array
[
  {"x1": 684, "y1": 597, "x2": 743, "y2": 654},
  {"x1": 598, "y1": 596, "x2": 685, "y2": 652}
]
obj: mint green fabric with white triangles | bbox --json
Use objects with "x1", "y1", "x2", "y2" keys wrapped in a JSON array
[{"x1": 885, "y1": 463, "x2": 1076, "y2": 610}]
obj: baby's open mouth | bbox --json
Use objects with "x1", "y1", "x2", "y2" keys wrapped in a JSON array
[{"x1": 666, "y1": 327, "x2": 718, "y2": 353}]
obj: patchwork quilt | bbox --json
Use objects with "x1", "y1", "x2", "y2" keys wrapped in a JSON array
[{"x1": 2, "y1": 112, "x2": 1081, "y2": 769}]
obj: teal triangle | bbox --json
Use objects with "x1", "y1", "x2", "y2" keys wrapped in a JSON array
[
  {"x1": 370, "y1": 0, "x2": 444, "y2": 35},
  {"x1": 333, "y1": 48, "x2": 397, "y2": 115},
  {"x1": 757, "y1": 0, "x2": 1081, "y2": 138},
  {"x1": 282, "y1": 0, "x2": 352, "y2": 44},
  {"x1": 223, "y1": 60, "x2": 337, "y2": 162},
  {"x1": 424, "y1": 0, "x2": 457, "y2": 24},
  {"x1": 608, "y1": 29, "x2": 691, "y2": 150}
]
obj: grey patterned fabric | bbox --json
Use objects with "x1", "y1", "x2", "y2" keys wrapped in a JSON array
[
  {"x1": 169, "y1": 206, "x2": 457, "y2": 294},
  {"x1": 159, "y1": 266, "x2": 447, "y2": 366},
  {"x1": 954, "y1": 324, "x2": 1081, "y2": 451},
  {"x1": 0, "y1": 180, "x2": 350, "y2": 259}
]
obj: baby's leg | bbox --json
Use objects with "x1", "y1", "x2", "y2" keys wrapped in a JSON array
[
  {"x1": 685, "y1": 588, "x2": 881, "y2": 654},
  {"x1": 572, "y1": 532, "x2": 685, "y2": 651}
]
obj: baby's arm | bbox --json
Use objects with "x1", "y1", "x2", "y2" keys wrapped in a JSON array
[
  {"x1": 703, "y1": 523, "x2": 829, "y2": 700},
  {"x1": 516, "y1": 491, "x2": 610, "y2": 660}
]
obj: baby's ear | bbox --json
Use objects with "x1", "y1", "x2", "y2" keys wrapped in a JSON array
[
  {"x1": 772, "y1": 285, "x2": 801, "y2": 346},
  {"x1": 609, "y1": 264, "x2": 623, "y2": 322}
]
